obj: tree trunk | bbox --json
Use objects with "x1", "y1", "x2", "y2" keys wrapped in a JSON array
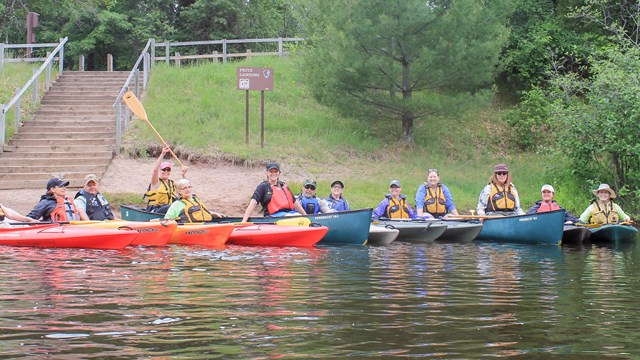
[
  {"x1": 401, "y1": 116, "x2": 414, "y2": 145},
  {"x1": 401, "y1": 59, "x2": 414, "y2": 145}
]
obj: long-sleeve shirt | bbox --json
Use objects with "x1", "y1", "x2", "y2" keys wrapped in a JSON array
[
  {"x1": 526, "y1": 200, "x2": 580, "y2": 223},
  {"x1": 372, "y1": 194, "x2": 417, "y2": 219},
  {"x1": 476, "y1": 183, "x2": 525, "y2": 216},
  {"x1": 579, "y1": 201, "x2": 630, "y2": 223},
  {"x1": 414, "y1": 183, "x2": 457, "y2": 214}
]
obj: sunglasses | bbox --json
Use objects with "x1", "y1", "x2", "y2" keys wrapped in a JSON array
[
  {"x1": 161, "y1": 169, "x2": 171, "y2": 172},
  {"x1": 304, "y1": 185, "x2": 316, "y2": 190},
  {"x1": 495, "y1": 172, "x2": 508, "y2": 176},
  {"x1": 428, "y1": 168, "x2": 439, "y2": 174}
]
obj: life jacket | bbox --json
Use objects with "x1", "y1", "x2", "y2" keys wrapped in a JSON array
[
  {"x1": 590, "y1": 201, "x2": 619, "y2": 225},
  {"x1": 144, "y1": 179, "x2": 177, "y2": 206},
  {"x1": 537, "y1": 201, "x2": 561, "y2": 213},
  {"x1": 75, "y1": 190, "x2": 114, "y2": 221},
  {"x1": 267, "y1": 183, "x2": 295, "y2": 215},
  {"x1": 299, "y1": 195, "x2": 319, "y2": 214},
  {"x1": 385, "y1": 195, "x2": 411, "y2": 219},
  {"x1": 486, "y1": 182, "x2": 516, "y2": 212},
  {"x1": 325, "y1": 196, "x2": 350, "y2": 212},
  {"x1": 178, "y1": 195, "x2": 213, "y2": 223},
  {"x1": 51, "y1": 196, "x2": 80, "y2": 222},
  {"x1": 0, "y1": 206, "x2": 5, "y2": 221},
  {"x1": 423, "y1": 183, "x2": 447, "y2": 217}
]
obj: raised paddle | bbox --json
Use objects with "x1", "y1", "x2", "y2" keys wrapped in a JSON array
[{"x1": 121, "y1": 90, "x2": 185, "y2": 168}]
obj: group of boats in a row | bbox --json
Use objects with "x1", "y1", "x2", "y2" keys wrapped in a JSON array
[{"x1": 0, "y1": 207, "x2": 636, "y2": 250}]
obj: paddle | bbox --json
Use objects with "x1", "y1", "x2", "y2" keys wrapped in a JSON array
[
  {"x1": 237, "y1": 217, "x2": 312, "y2": 227},
  {"x1": 447, "y1": 214, "x2": 505, "y2": 219},
  {"x1": 121, "y1": 90, "x2": 185, "y2": 168}
]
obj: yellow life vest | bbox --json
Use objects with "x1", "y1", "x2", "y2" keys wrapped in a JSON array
[
  {"x1": 178, "y1": 195, "x2": 213, "y2": 223},
  {"x1": 423, "y1": 183, "x2": 447, "y2": 217},
  {"x1": 145, "y1": 179, "x2": 177, "y2": 206},
  {"x1": 386, "y1": 196, "x2": 411, "y2": 219},
  {"x1": 590, "y1": 201, "x2": 619, "y2": 225},
  {"x1": 487, "y1": 182, "x2": 516, "y2": 212},
  {"x1": 0, "y1": 205, "x2": 5, "y2": 221}
]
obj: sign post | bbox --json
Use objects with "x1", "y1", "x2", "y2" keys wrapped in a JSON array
[{"x1": 236, "y1": 67, "x2": 274, "y2": 148}]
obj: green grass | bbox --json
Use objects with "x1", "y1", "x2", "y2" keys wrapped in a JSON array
[{"x1": 1, "y1": 63, "x2": 58, "y2": 138}]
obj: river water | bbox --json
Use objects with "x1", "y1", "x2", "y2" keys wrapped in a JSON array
[{"x1": 1, "y1": 240, "x2": 639, "y2": 359}]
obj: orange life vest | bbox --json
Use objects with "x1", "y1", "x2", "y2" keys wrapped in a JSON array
[
  {"x1": 423, "y1": 183, "x2": 447, "y2": 217},
  {"x1": 51, "y1": 196, "x2": 80, "y2": 222},
  {"x1": 487, "y1": 182, "x2": 516, "y2": 212},
  {"x1": 267, "y1": 183, "x2": 295, "y2": 215},
  {"x1": 537, "y1": 201, "x2": 561, "y2": 213},
  {"x1": 386, "y1": 196, "x2": 411, "y2": 219}
]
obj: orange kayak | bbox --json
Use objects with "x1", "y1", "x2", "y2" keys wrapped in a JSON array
[
  {"x1": 228, "y1": 224, "x2": 328, "y2": 247},
  {"x1": 0, "y1": 224, "x2": 137, "y2": 250},
  {"x1": 169, "y1": 223, "x2": 235, "y2": 246},
  {"x1": 73, "y1": 220, "x2": 177, "y2": 247}
]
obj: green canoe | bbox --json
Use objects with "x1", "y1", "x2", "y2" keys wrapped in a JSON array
[
  {"x1": 589, "y1": 224, "x2": 638, "y2": 242},
  {"x1": 475, "y1": 210, "x2": 565, "y2": 245}
]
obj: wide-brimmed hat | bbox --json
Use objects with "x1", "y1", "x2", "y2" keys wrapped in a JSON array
[{"x1": 592, "y1": 183, "x2": 616, "y2": 198}]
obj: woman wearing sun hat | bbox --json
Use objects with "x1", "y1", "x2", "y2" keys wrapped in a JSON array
[
  {"x1": 526, "y1": 184, "x2": 579, "y2": 224},
  {"x1": 145, "y1": 145, "x2": 188, "y2": 214},
  {"x1": 579, "y1": 183, "x2": 631, "y2": 225},
  {"x1": 476, "y1": 163, "x2": 525, "y2": 216}
]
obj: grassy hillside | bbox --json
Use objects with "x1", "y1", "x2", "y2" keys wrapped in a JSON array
[{"x1": 122, "y1": 56, "x2": 590, "y2": 215}]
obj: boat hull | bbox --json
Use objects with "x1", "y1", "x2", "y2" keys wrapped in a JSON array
[
  {"x1": 0, "y1": 224, "x2": 137, "y2": 249},
  {"x1": 368, "y1": 225, "x2": 399, "y2": 246},
  {"x1": 590, "y1": 224, "x2": 638, "y2": 242},
  {"x1": 433, "y1": 221, "x2": 483, "y2": 243},
  {"x1": 562, "y1": 225, "x2": 591, "y2": 244},
  {"x1": 228, "y1": 224, "x2": 328, "y2": 247},
  {"x1": 73, "y1": 220, "x2": 177, "y2": 246},
  {"x1": 170, "y1": 223, "x2": 235, "y2": 246},
  {"x1": 121, "y1": 205, "x2": 164, "y2": 221},
  {"x1": 375, "y1": 219, "x2": 447, "y2": 242},
  {"x1": 476, "y1": 210, "x2": 565, "y2": 245}
]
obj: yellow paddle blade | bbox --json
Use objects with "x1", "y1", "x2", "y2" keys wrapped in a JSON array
[
  {"x1": 122, "y1": 90, "x2": 148, "y2": 121},
  {"x1": 575, "y1": 223, "x2": 601, "y2": 228},
  {"x1": 276, "y1": 217, "x2": 311, "y2": 227}
]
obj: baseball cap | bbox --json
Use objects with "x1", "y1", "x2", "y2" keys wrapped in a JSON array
[
  {"x1": 84, "y1": 174, "x2": 99, "y2": 186},
  {"x1": 46, "y1": 178, "x2": 69, "y2": 190},
  {"x1": 160, "y1": 162, "x2": 172, "y2": 170},
  {"x1": 303, "y1": 179, "x2": 317, "y2": 188},
  {"x1": 389, "y1": 180, "x2": 402, "y2": 188},
  {"x1": 331, "y1": 180, "x2": 344, "y2": 188},
  {"x1": 541, "y1": 184, "x2": 555, "y2": 193},
  {"x1": 266, "y1": 162, "x2": 280, "y2": 171},
  {"x1": 494, "y1": 163, "x2": 509, "y2": 173}
]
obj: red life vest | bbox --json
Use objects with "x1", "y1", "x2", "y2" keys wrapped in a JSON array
[
  {"x1": 537, "y1": 201, "x2": 561, "y2": 213},
  {"x1": 267, "y1": 183, "x2": 295, "y2": 215},
  {"x1": 51, "y1": 196, "x2": 80, "y2": 222}
]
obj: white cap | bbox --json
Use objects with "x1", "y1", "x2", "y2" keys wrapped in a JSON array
[{"x1": 541, "y1": 184, "x2": 555, "y2": 193}]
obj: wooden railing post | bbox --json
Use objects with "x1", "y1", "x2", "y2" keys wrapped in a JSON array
[
  {"x1": 0, "y1": 43, "x2": 4, "y2": 70},
  {"x1": 14, "y1": 87, "x2": 21, "y2": 132},
  {"x1": 107, "y1": 54, "x2": 113, "y2": 71},
  {"x1": 32, "y1": 68, "x2": 38, "y2": 103},
  {"x1": 175, "y1": 52, "x2": 180, "y2": 67},
  {"x1": 150, "y1": 38, "x2": 156, "y2": 68},
  {"x1": 79, "y1": 55, "x2": 85, "y2": 71}
]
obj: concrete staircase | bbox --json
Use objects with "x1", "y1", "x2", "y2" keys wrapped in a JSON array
[{"x1": 0, "y1": 71, "x2": 129, "y2": 190}]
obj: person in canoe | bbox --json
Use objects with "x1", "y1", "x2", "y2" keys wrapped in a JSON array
[
  {"x1": 27, "y1": 178, "x2": 88, "y2": 222},
  {"x1": 241, "y1": 162, "x2": 306, "y2": 222},
  {"x1": 415, "y1": 168, "x2": 460, "y2": 219},
  {"x1": 296, "y1": 179, "x2": 335, "y2": 214},
  {"x1": 324, "y1": 180, "x2": 350, "y2": 212},
  {"x1": 476, "y1": 163, "x2": 525, "y2": 216},
  {"x1": 144, "y1": 145, "x2": 188, "y2": 214},
  {"x1": 579, "y1": 183, "x2": 631, "y2": 225},
  {"x1": 526, "y1": 184, "x2": 579, "y2": 224},
  {"x1": 0, "y1": 203, "x2": 37, "y2": 226},
  {"x1": 164, "y1": 179, "x2": 225, "y2": 222},
  {"x1": 74, "y1": 174, "x2": 116, "y2": 221},
  {"x1": 372, "y1": 180, "x2": 422, "y2": 219}
]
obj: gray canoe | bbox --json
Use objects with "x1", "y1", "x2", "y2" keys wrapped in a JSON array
[
  {"x1": 432, "y1": 220, "x2": 483, "y2": 243},
  {"x1": 368, "y1": 224, "x2": 400, "y2": 246},
  {"x1": 374, "y1": 219, "x2": 447, "y2": 242}
]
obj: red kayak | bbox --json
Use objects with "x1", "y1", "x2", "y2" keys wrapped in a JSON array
[
  {"x1": 0, "y1": 224, "x2": 137, "y2": 250},
  {"x1": 169, "y1": 223, "x2": 235, "y2": 246},
  {"x1": 74, "y1": 220, "x2": 177, "y2": 247},
  {"x1": 228, "y1": 224, "x2": 328, "y2": 247}
]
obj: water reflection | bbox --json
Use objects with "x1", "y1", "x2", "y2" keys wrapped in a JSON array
[{"x1": 0, "y1": 240, "x2": 638, "y2": 358}]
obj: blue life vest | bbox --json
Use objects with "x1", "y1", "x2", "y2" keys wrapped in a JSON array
[
  {"x1": 325, "y1": 196, "x2": 350, "y2": 211},
  {"x1": 299, "y1": 196, "x2": 319, "y2": 214}
]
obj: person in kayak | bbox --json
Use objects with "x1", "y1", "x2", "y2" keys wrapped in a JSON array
[
  {"x1": 526, "y1": 184, "x2": 579, "y2": 224},
  {"x1": 74, "y1": 174, "x2": 116, "y2": 221},
  {"x1": 415, "y1": 168, "x2": 460, "y2": 218},
  {"x1": 0, "y1": 203, "x2": 37, "y2": 226},
  {"x1": 579, "y1": 183, "x2": 631, "y2": 225},
  {"x1": 164, "y1": 179, "x2": 225, "y2": 222},
  {"x1": 295, "y1": 179, "x2": 334, "y2": 214},
  {"x1": 476, "y1": 163, "x2": 525, "y2": 216},
  {"x1": 27, "y1": 178, "x2": 88, "y2": 222},
  {"x1": 372, "y1": 180, "x2": 422, "y2": 219},
  {"x1": 144, "y1": 145, "x2": 188, "y2": 214},
  {"x1": 241, "y1": 162, "x2": 306, "y2": 222},
  {"x1": 324, "y1": 180, "x2": 350, "y2": 212}
]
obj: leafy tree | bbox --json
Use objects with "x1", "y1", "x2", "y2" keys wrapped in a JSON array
[{"x1": 294, "y1": 0, "x2": 512, "y2": 145}]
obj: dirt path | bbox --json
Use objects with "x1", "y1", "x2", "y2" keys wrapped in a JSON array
[{"x1": 2, "y1": 156, "x2": 272, "y2": 218}]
